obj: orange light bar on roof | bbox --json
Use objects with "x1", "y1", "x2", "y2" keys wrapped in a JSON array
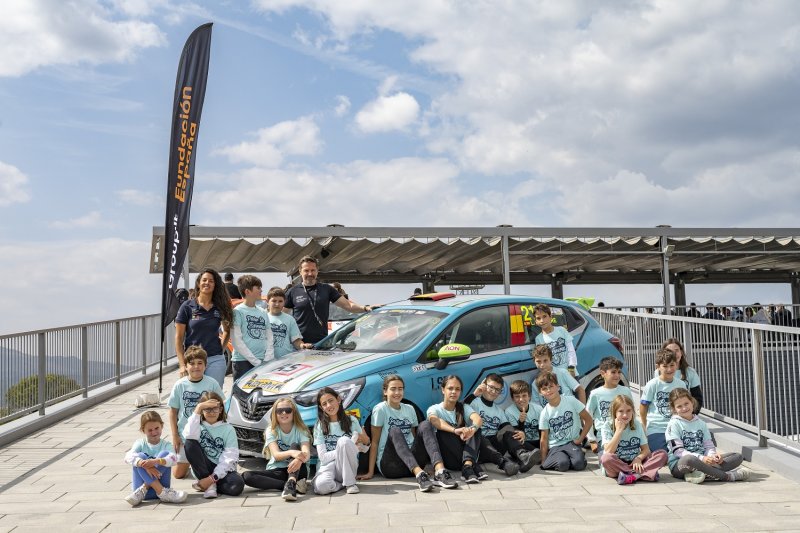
[
  {"x1": 509, "y1": 304, "x2": 526, "y2": 346},
  {"x1": 409, "y1": 292, "x2": 456, "y2": 301}
]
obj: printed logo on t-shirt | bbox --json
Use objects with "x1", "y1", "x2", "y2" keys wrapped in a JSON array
[
  {"x1": 599, "y1": 400, "x2": 611, "y2": 420},
  {"x1": 548, "y1": 337, "x2": 568, "y2": 366},
  {"x1": 271, "y1": 322, "x2": 288, "y2": 345},
  {"x1": 388, "y1": 416, "x2": 413, "y2": 439},
  {"x1": 246, "y1": 314, "x2": 267, "y2": 339},
  {"x1": 680, "y1": 429, "x2": 704, "y2": 452},
  {"x1": 199, "y1": 429, "x2": 225, "y2": 461},
  {"x1": 548, "y1": 411, "x2": 574, "y2": 441},
  {"x1": 277, "y1": 438, "x2": 290, "y2": 452},
  {"x1": 324, "y1": 431, "x2": 351, "y2": 451},
  {"x1": 524, "y1": 419, "x2": 539, "y2": 441},
  {"x1": 479, "y1": 412, "x2": 503, "y2": 434},
  {"x1": 656, "y1": 391, "x2": 671, "y2": 418},
  {"x1": 182, "y1": 390, "x2": 203, "y2": 418},
  {"x1": 616, "y1": 437, "x2": 642, "y2": 463}
]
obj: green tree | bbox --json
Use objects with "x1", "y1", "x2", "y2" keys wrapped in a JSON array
[{"x1": 5, "y1": 374, "x2": 80, "y2": 412}]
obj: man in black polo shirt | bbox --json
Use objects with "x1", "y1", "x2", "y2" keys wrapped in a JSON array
[
  {"x1": 284, "y1": 256, "x2": 375, "y2": 343},
  {"x1": 224, "y1": 272, "x2": 242, "y2": 299}
]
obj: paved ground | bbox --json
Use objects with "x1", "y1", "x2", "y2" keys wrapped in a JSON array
[{"x1": 1, "y1": 373, "x2": 800, "y2": 532}]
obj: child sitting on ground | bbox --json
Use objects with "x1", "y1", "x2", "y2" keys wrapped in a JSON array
[
  {"x1": 586, "y1": 356, "x2": 632, "y2": 452},
  {"x1": 639, "y1": 347, "x2": 685, "y2": 452},
  {"x1": 124, "y1": 411, "x2": 186, "y2": 506},
  {"x1": 504, "y1": 380, "x2": 543, "y2": 464},
  {"x1": 537, "y1": 371, "x2": 593, "y2": 472}
]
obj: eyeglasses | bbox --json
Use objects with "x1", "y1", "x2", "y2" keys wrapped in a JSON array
[
  {"x1": 485, "y1": 384, "x2": 502, "y2": 393},
  {"x1": 202, "y1": 407, "x2": 221, "y2": 414},
  {"x1": 275, "y1": 407, "x2": 294, "y2": 415}
]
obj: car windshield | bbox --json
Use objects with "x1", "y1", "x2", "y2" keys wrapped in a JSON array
[{"x1": 317, "y1": 308, "x2": 447, "y2": 352}]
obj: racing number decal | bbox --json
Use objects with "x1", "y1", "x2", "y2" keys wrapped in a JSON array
[
  {"x1": 272, "y1": 362, "x2": 312, "y2": 376},
  {"x1": 509, "y1": 304, "x2": 526, "y2": 346}
]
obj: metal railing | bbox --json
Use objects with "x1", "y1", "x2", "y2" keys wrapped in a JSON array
[
  {"x1": 603, "y1": 304, "x2": 800, "y2": 326},
  {"x1": 593, "y1": 309, "x2": 800, "y2": 451},
  {"x1": 0, "y1": 314, "x2": 175, "y2": 425}
]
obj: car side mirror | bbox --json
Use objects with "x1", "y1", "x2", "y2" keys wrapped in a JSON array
[{"x1": 434, "y1": 343, "x2": 471, "y2": 370}]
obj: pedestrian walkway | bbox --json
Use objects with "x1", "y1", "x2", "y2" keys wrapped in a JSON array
[{"x1": 1, "y1": 373, "x2": 799, "y2": 532}]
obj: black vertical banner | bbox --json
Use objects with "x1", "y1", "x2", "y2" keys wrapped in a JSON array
[{"x1": 161, "y1": 23, "x2": 212, "y2": 334}]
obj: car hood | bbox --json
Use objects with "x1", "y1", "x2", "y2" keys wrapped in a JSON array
[{"x1": 235, "y1": 349, "x2": 392, "y2": 395}]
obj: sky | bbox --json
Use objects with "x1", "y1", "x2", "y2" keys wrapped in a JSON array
[{"x1": 0, "y1": 0, "x2": 799, "y2": 334}]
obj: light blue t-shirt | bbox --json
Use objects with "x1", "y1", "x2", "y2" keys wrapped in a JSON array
[
  {"x1": 130, "y1": 437, "x2": 174, "y2": 458},
  {"x1": 269, "y1": 312, "x2": 303, "y2": 359},
  {"x1": 167, "y1": 376, "x2": 225, "y2": 439},
  {"x1": 232, "y1": 303, "x2": 272, "y2": 362},
  {"x1": 640, "y1": 377, "x2": 686, "y2": 435},
  {"x1": 198, "y1": 421, "x2": 237, "y2": 463},
  {"x1": 264, "y1": 424, "x2": 311, "y2": 470},
  {"x1": 426, "y1": 402, "x2": 476, "y2": 428},
  {"x1": 371, "y1": 402, "x2": 418, "y2": 472},
  {"x1": 531, "y1": 368, "x2": 580, "y2": 407},
  {"x1": 586, "y1": 385, "x2": 633, "y2": 433},
  {"x1": 539, "y1": 395, "x2": 586, "y2": 448},
  {"x1": 652, "y1": 366, "x2": 701, "y2": 389},
  {"x1": 665, "y1": 415, "x2": 711, "y2": 469},
  {"x1": 599, "y1": 418, "x2": 647, "y2": 473},
  {"x1": 469, "y1": 397, "x2": 506, "y2": 437},
  {"x1": 504, "y1": 402, "x2": 543, "y2": 442},
  {"x1": 535, "y1": 327, "x2": 574, "y2": 369},
  {"x1": 313, "y1": 416, "x2": 363, "y2": 452}
]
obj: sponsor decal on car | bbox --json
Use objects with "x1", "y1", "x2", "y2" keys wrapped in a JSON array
[{"x1": 240, "y1": 377, "x2": 285, "y2": 392}]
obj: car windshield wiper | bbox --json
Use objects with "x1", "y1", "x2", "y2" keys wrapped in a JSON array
[{"x1": 338, "y1": 341, "x2": 357, "y2": 351}]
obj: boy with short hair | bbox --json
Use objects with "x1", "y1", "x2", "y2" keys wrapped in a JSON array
[
  {"x1": 586, "y1": 356, "x2": 632, "y2": 452},
  {"x1": 231, "y1": 275, "x2": 273, "y2": 381},
  {"x1": 469, "y1": 374, "x2": 537, "y2": 476},
  {"x1": 537, "y1": 371, "x2": 593, "y2": 471},
  {"x1": 640, "y1": 347, "x2": 684, "y2": 452},
  {"x1": 266, "y1": 287, "x2": 312, "y2": 358},
  {"x1": 168, "y1": 345, "x2": 225, "y2": 479},
  {"x1": 530, "y1": 345, "x2": 586, "y2": 407},
  {"x1": 505, "y1": 380, "x2": 543, "y2": 464},
  {"x1": 533, "y1": 303, "x2": 577, "y2": 374}
]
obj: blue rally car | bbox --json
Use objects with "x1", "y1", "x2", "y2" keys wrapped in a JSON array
[{"x1": 227, "y1": 293, "x2": 625, "y2": 455}]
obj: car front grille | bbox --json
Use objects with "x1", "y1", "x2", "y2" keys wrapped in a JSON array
[
  {"x1": 232, "y1": 385, "x2": 275, "y2": 422},
  {"x1": 234, "y1": 426, "x2": 265, "y2": 454}
]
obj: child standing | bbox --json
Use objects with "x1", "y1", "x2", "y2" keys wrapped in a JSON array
[
  {"x1": 504, "y1": 380, "x2": 543, "y2": 463},
  {"x1": 312, "y1": 387, "x2": 371, "y2": 495},
  {"x1": 427, "y1": 375, "x2": 485, "y2": 484},
  {"x1": 124, "y1": 411, "x2": 186, "y2": 506},
  {"x1": 168, "y1": 346, "x2": 225, "y2": 480},
  {"x1": 537, "y1": 371, "x2": 593, "y2": 472},
  {"x1": 530, "y1": 345, "x2": 586, "y2": 407},
  {"x1": 469, "y1": 374, "x2": 536, "y2": 475},
  {"x1": 533, "y1": 304, "x2": 577, "y2": 374},
  {"x1": 656, "y1": 338, "x2": 703, "y2": 412},
  {"x1": 182, "y1": 392, "x2": 244, "y2": 498},
  {"x1": 639, "y1": 347, "x2": 685, "y2": 452},
  {"x1": 266, "y1": 287, "x2": 312, "y2": 359},
  {"x1": 242, "y1": 397, "x2": 312, "y2": 501},
  {"x1": 666, "y1": 388, "x2": 749, "y2": 483},
  {"x1": 599, "y1": 395, "x2": 667, "y2": 485},
  {"x1": 359, "y1": 375, "x2": 458, "y2": 491},
  {"x1": 586, "y1": 357, "x2": 632, "y2": 452},
  {"x1": 231, "y1": 275, "x2": 274, "y2": 381}
]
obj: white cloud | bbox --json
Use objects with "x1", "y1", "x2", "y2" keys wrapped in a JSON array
[
  {"x1": 116, "y1": 189, "x2": 162, "y2": 207},
  {"x1": 355, "y1": 92, "x2": 419, "y2": 133},
  {"x1": 50, "y1": 211, "x2": 104, "y2": 230},
  {"x1": 0, "y1": 0, "x2": 166, "y2": 77},
  {"x1": 214, "y1": 116, "x2": 323, "y2": 167},
  {"x1": 0, "y1": 161, "x2": 31, "y2": 206},
  {"x1": 334, "y1": 95, "x2": 351, "y2": 117},
  {"x1": 111, "y1": 0, "x2": 167, "y2": 17}
]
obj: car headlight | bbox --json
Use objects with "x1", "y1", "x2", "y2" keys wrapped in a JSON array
[{"x1": 294, "y1": 377, "x2": 366, "y2": 408}]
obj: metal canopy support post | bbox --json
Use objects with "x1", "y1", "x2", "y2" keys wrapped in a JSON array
[
  {"x1": 661, "y1": 236, "x2": 672, "y2": 314},
  {"x1": 551, "y1": 273, "x2": 564, "y2": 300},
  {"x1": 674, "y1": 273, "x2": 687, "y2": 313},
  {"x1": 501, "y1": 235, "x2": 511, "y2": 295}
]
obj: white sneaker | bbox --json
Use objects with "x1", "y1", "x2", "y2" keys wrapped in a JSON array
[
  {"x1": 295, "y1": 478, "x2": 308, "y2": 495},
  {"x1": 684, "y1": 470, "x2": 706, "y2": 484},
  {"x1": 731, "y1": 468, "x2": 751, "y2": 481},
  {"x1": 124, "y1": 485, "x2": 148, "y2": 507},
  {"x1": 158, "y1": 487, "x2": 187, "y2": 504},
  {"x1": 345, "y1": 484, "x2": 360, "y2": 494},
  {"x1": 203, "y1": 484, "x2": 218, "y2": 498}
]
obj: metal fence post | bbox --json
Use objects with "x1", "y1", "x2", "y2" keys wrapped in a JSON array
[
  {"x1": 141, "y1": 317, "x2": 148, "y2": 374},
  {"x1": 750, "y1": 328, "x2": 768, "y2": 447},
  {"x1": 81, "y1": 326, "x2": 88, "y2": 398},
  {"x1": 115, "y1": 321, "x2": 122, "y2": 386},
  {"x1": 634, "y1": 316, "x2": 645, "y2": 385},
  {"x1": 38, "y1": 332, "x2": 46, "y2": 416}
]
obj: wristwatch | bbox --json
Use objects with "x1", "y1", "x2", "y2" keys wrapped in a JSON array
[{"x1": 211, "y1": 473, "x2": 219, "y2": 482}]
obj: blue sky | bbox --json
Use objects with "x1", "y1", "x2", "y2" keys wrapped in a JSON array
[{"x1": 1, "y1": 0, "x2": 799, "y2": 334}]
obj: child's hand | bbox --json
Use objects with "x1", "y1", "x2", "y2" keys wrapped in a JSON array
[
  {"x1": 357, "y1": 471, "x2": 374, "y2": 480},
  {"x1": 701, "y1": 455, "x2": 718, "y2": 465},
  {"x1": 172, "y1": 436, "x2": 181, "y2": 453},
  {"x1": 513, "y1": 430, "x2": 525, "y2": 443},
  {"x1": 631, "y1": 457, "x2": 644, "y2": 473},
  {"x1": 518, "y1": 411, "x2": 527, "y2": 424},
  {"x1": 356, "y1": 432, "x2": 370, "y2": 445},
  {"x1": 614, "y1": 418, "x2": 628, "y2": 432},
  {"x1": 195, "y1": 399, "x2": 221, "y2": 413},
  {"x1": 474, "y1": 383, "x2": 486, "y2": 397},
  {"x1": 144, "y1": 465, "x2": 161, "y2": 478},
  {"x1": 287, "y1": 458, "x2": 303, "y2": 473}
]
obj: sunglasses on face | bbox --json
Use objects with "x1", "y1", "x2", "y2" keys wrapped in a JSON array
[{"x1": 276, "y1": 407, "x2": 294, "y2": 415}]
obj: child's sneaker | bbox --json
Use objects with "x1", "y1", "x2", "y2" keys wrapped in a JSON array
[
  {"x1": 472, "y1": 463, "x2": 489, "y2": 480},
  {"x1": 191, "y1": 481, "x2": 204, "y2": 492},
  {"x1": 416, "y1": 471, "x2": 434, "y2": 492},
  {"x1": 295, "y1": 478, "x2": 308, "y2": 495},
  {"x1": 282, "y1": 479, "x2": 297, "y2": 501},
  {"x1": 729, "y1": 468, "x2": 751, "y2": 481},
  {"x1": 345, "y1": 484, "x2": 360, "y2": 494},
  {"x1": 433, "y1": 469, "x2": 458, "y2": 489},
  {"x1": 124, "y1": 484, "x2": 148, "y2": 506},
  {"x1": 517, "y1": 450, "x2": 537, "y2": 473},
  {"x1": 500, "y1": 458, "x2": 520, "y2": 476},
  {"x1": 158, "y1": 487, "x2": 187, "y2": 504},
  {"x1": 617, "y1": 472, "x2": 637, "y2": 485},
  {"x1": 203, "y1": 484, "x2": 218, "y2": 498},
  {"x1": 461, "y1": 465, "x2": 480, "y2": 484},
  {"x1": 684, "y1": 470, "x2": 706, "y2": 484}
]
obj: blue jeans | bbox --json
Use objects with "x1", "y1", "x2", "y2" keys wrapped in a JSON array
[
  {"x1": 647, "y1": 432, "x2": 667, "y2": 453},
  {"x1": 205, "y1": 353, "x2": 226, "y2": 388},
  {"x1": 132, "y1": 451, "x2": 171, "y2": 499}
]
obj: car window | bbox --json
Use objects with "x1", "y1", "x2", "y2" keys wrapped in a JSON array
[
  {"x1": 317, "y1": 309, "x2": 447, "y2": 352},
  {"x1": 425, "y1": 306, "x2": 510, "y2": 359},
  {"x1": 519, "y1": 304, "x2": 585, "y2": 344}
]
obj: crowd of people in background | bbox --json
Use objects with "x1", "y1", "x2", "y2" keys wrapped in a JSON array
[{"x1": 606, "y1": 301, "x2": 796, "y2": 326}]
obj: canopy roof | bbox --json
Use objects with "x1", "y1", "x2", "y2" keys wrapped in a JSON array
[{"x1": 150, "y1": 227, "x2": 800, "y2": 286}]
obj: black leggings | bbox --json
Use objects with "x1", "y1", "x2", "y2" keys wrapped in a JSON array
[
  {"x1": 379, "y1": 421, "x2": 443, "y2": 479},
  {"x1": 243, "y1": 465, "x2": 308, "y2": 490},
  {"x1": 184, "y1": 439, "x2": 244, "y2": 496},
  {"x1": 435, "y1": 428, "x2": 481, "y2": 470},
  {"x1": 478, "y1": 424, "x2": 524, "y2": 465}
]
